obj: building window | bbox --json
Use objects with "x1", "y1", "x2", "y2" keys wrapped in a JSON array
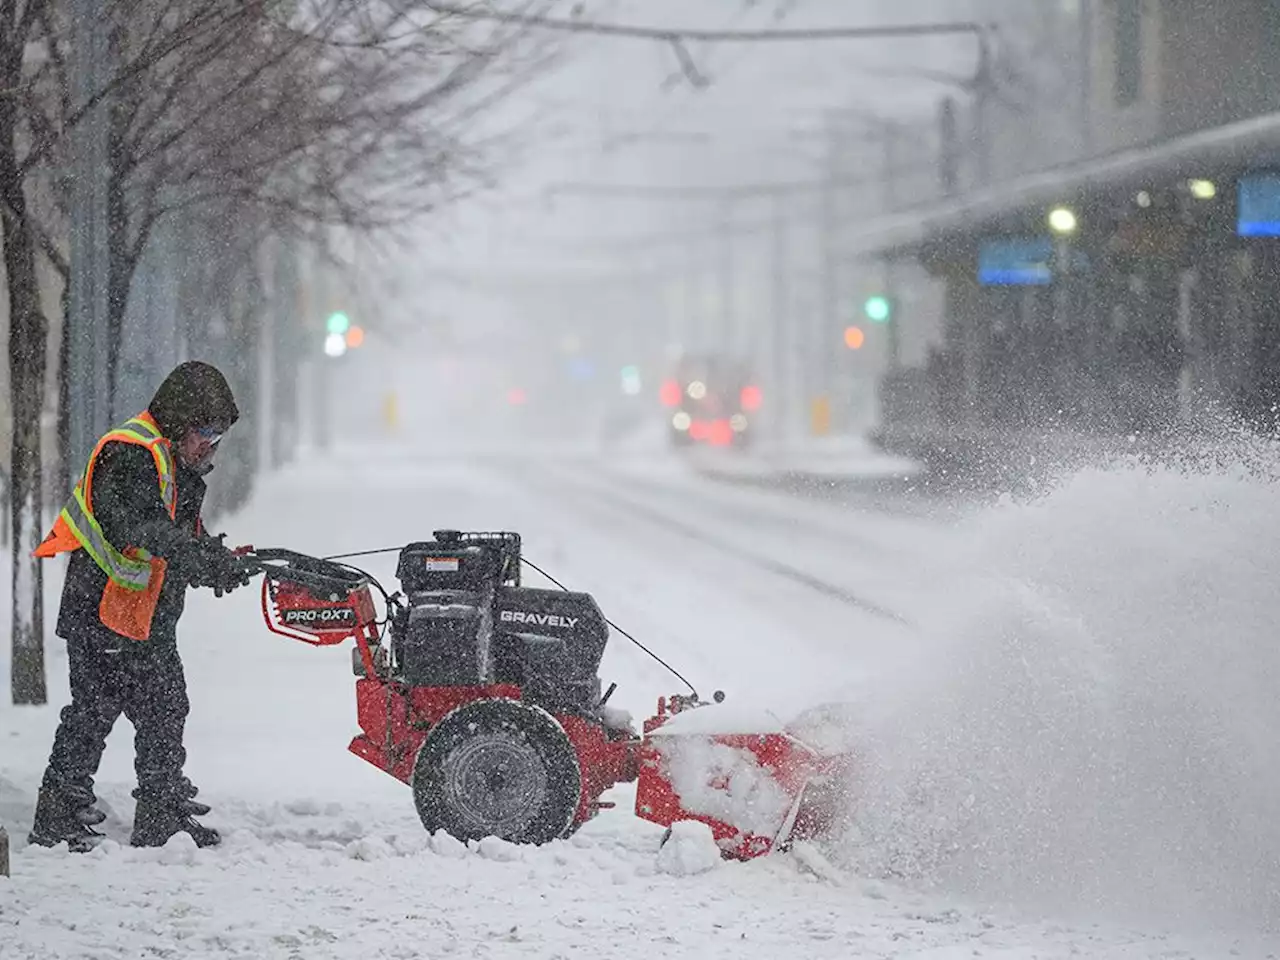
[{"x1": 1114, "y1": 0, "x2": 1143, "y2": 106}]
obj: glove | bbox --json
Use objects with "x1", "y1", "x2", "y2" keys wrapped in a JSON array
[
  {"x1": 181, "y1": 533, "x2": 253, "y2": 596},
  {"x1": 211, "y1": 553, "x2": 254, "y2": 597},
  {"x1": 205, "y1": 534, "x2": 256, "y2": 597}
]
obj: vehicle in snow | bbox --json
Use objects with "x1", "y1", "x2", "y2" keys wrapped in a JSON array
[
  {"x1": 245, "y1": 531, "x2": 850, "y2": 857},
  {"x1": 659, "y1": 354, "x2": 761, "y2": 450}
]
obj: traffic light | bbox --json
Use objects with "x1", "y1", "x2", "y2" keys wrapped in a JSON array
[
  {"x1": 863, "y1": 295, "x2": 891, "y2": 323},
  {"x1": 326, "y1": 311, "x2": 351, "y2": 335},
  {"x1": 844, "y1": 326, "x2": 866, "y2": 350}
]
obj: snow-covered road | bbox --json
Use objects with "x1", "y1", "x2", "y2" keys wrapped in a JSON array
[{"x1": 3, "y1": 439, "x2": 1279, "y2": 958}]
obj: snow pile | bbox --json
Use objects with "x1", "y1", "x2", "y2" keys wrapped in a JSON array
[
  {"x1": 473, "y1": 835, "x2": 523, "y2": 862},
  {"x1": 345, "y1": 836, "x2": 392, "y2": 862},
  {"x1": 833, "y1": 443, "x2": 1280, "y2": 934},
  {"x1": 655, "y1": 736, "x2": 793, "y2": 839},
  {"x1": 656, "y1": 820, "x2": 721, "y2": 876},
  {"x1": 429, "y1": 829, "x2": 469, "y2": 859},
  {"x1": 649, "y1": 700, "x2": 785, "y2": 736}
]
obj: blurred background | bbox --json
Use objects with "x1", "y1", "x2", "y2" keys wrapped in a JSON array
[
  {"x1": 8, "y1": 6, "x2": 1280, "y2": 940},
  {"x1": 8, "y1": 0, "x2": 1280, "y2": 691},
  {"x1": 10, "y1": 0, "x2": 1280, "y2": 504}
]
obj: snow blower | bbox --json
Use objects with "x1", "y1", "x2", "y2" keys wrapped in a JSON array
[{"x1": 242, "y1": 531, "x2": 853, "y2": 857}]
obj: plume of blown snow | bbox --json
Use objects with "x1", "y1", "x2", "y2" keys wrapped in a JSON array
[{"x1": 827, "y1": 426, "x2": 1280, "y2": 935}]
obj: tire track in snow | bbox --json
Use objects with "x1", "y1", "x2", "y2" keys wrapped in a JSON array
[
  {"x1": 522, "y1": 463, "x2": 911, "y2": 628},
  {"x1": 592, "y1": 465, "x2": 911, "y2": 560}
]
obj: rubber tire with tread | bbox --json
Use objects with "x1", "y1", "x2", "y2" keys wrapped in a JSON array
[{"x1": 412, "y1": 697, "x2": 581, "y2": 846}]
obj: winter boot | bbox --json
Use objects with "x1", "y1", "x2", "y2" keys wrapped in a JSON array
[
  {"x1": 178, "y1": 776, "x2": 212, "y2": 817},
  {"x1": 131, "y1": 776, "x2": 210, "y2": 818},
  {"x1": 69, "y1": 776, "x2": 107, "y2": 826},
  {"x1": 130, "y1": 787, "x2": 221, "y2": 849},
  {"x1": 28, "y1": 784, "x2": 104, "y2": 853}
]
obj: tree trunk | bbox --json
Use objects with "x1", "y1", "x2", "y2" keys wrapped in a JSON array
[
  {"x1": 104, "y1": 108, "x2": 130, "y2": 423},
  {"x1": 269, "y1": 243, "x2": 299, "y2": 470},
  {"x1": 225, "y1": 267, "x2": 262, "y2": 513},
  {"x1": 58, "y1": 280, "x2": 71, "y2": 491},
  {"x1": 0, "y1": 101, "x2": 50, "y2": 707}
]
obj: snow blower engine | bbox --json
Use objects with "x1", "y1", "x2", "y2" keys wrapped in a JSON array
[{"x1": 248, "y1": 531, "x2": 850, "y2": 857}]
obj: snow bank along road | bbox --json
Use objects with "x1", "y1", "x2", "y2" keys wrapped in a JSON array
[{"x1": 3, "y1": 443, "x2": 1278, "y2": 959}]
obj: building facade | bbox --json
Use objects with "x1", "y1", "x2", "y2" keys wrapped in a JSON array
[{"x1": 849, "y1": 0, "x2": 1280, "y2": 474}]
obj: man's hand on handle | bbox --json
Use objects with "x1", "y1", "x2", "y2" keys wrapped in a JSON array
[{"x1": 183, "y1": 533, "x2": 257, "y2": 596}]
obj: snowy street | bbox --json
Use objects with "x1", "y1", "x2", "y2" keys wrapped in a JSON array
[
  {"x1": 4, "y1": 433, "x2": 1280, "y2": 959},
  {"x1": 8, "y1": 0, "x2": 1280, "y2": 956}
]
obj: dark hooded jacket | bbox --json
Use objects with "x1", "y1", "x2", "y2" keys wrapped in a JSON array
[{"x1": 56, "y1": 362, "x2": 240, "y2": 646}]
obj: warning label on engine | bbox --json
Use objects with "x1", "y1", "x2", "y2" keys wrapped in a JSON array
[{"x1": 424, "y1": 557, "x2": 460, "y2": 572}]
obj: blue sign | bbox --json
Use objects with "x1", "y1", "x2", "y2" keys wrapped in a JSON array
[
  {"x1": 978, "y1": 237, "x2": 1054, "y2": 286},
  {"x1": 1238, "y1": 173, "x2": 1280, "y2": 237}
]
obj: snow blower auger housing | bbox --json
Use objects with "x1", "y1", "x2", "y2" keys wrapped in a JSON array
[{"x1": 251, "y1": 532, "x2": 849, "y2": 857}]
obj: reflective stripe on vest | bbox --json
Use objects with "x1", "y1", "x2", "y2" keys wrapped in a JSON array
[
  {"x1": 43, "y1": 413, "x2": 176, "y2": 591},
  {"x1": 122, "y1": 415, "x2": 176, "y2": 516},
  {"x1": 57, "y1": 487, "x2": 153, "y2": 590}
]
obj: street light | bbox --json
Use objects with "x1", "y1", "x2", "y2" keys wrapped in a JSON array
[
  {"x1": 1048, "y1": 206, "x2": 1078, "y2": 235},
  {"x1": 1188, "y1": 178, "x2": 1216, "y2": 200}
]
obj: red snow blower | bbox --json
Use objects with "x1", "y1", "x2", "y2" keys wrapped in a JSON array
[{"x1": 244, "y1": 532, "x2": 851, "y2": 858}]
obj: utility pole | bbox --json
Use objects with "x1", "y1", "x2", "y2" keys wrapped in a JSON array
[
  {"x1": 313, "y1": 252, "x2": 333, "y2": 451},
  {"x1": 271, "y1": 237, "x2": 302, "y2": 468},
  {"x1": 883, "y1": 127, "x2": 902, "y2": 372},
  {"x1": 115, "y1": 200, "x2": 180, "y2": 416},
  {"x1": 770, "y1": 190, "x2": 790, "y2": 452},
  {"x1": 680, "y1": 234, "x2": 699, "y2": 355},
  {"x1": 818, "y1": 112, "x2": 840, "y2": 429},
  {"x1": 973, "y1": 30, "x2": 993, "y2": 185},
  {"x1": 68, "y1": 0, "x2": 113, "y2": 477},
  {"x1": 1078, "y1": 0, "x2": 1094, "y2": 159},
  {"x1": 716, "y1": 200, "x2": 734, "y2": 354}
]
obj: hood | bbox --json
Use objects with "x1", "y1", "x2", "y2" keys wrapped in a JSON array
[{"x1": 147, "y1": 361, "x2": 240, "y2": 441}]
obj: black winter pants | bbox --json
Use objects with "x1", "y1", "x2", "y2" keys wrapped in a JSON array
[{"x1": 45, "y1": 629, "x2": 189, "y2": 797}]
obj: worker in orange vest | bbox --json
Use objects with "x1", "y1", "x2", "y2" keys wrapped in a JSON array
[{"x1": 29, "y1": 361, "x2": 254, "y2": 852}]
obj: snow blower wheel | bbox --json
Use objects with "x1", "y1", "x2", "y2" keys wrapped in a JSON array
[{"x1": 412, "y1": 698, "x2": 582, "y2": 846}]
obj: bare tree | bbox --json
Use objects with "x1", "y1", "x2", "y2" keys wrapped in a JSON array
[
  {"x1": 2, "y1": 0, "x2": 269, "y2": 705},
  {"x1": 90, "y1": 0, "x2": 560, "y2": 414},
  {"x1": 4, "y1": 0, "x2": 559, "y2": 704},
  {"x1": 2, "y1": 0, "x2": 56, "y2": 705}
]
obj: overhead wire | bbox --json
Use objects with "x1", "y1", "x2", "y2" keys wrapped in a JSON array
[
  {"x1": 316, "y1": 544, "x2": 701, "y2": 697},
  {"x1": 421, "y1": 2, "x2": 987, "y2": 44},
  {"x1": 520, "y1": 557, "x2": 699, "y2": 697}
]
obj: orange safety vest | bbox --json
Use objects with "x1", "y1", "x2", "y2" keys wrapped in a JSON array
[{"x1": 35, "y1": 411, "x2": 178, "y2": 641}]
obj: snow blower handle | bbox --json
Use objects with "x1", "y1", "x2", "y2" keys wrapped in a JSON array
[
  {"x1": 253, "y1": 548, "x2": 381, "y2": 650},
  {"x1": 241, "y1": 547, "x2": 371, "y2": 595}
]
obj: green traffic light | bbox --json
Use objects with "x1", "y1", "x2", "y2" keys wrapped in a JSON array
[
  {"x1": 864, "y1": 296, "x2": 891, "y2": 323},
  {"x1": 326, "y1": 311, "x2": 350, "y2": 335}
]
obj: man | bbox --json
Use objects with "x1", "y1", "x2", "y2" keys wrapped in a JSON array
[{"x1": 29, "y1": 361, "x2": 254, "y2": 852}]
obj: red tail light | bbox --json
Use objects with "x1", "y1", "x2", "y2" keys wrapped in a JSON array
[
  {"x1": 740, "y1": 385, "x2": 763, "y2": 411},
  {"x1": 708, "y1": 419, "x2": 733, "y2": 447},
  {"x1": 660, "y1": 380, "x2": 682, "y2": 407}
]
